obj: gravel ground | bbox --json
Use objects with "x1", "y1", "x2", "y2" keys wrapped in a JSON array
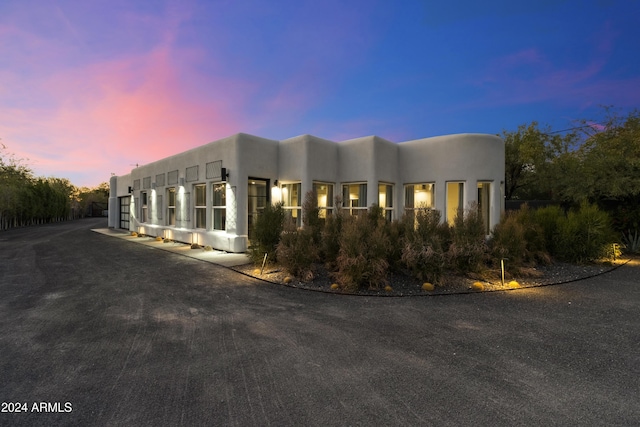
[{"x1": 232, "y1": 257, "x2": 633, "y2": 296}]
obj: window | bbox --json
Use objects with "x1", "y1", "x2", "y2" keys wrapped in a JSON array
[
  {"x1": 281, "y1": 183, "x2": 302, "y2": 227},
  {"x1": 342, "y1": 183, "x2": 367, "y2": 216},
  {"x1": 141, "y1": 192, "x2": 148, "y2": 223},
  {"x1": 446, "y1": 182, "x2": 464, "y2": 225},
  {"x1": 212, "y1": 183, "x2": 226, "y2": 231},
  {"x1": 194, "y1": 184, "x2": 206, "y2": 229},
  {"x1": 156, "y1": 194, "x2": 163, "y2": 220},
  {"x1": 378, "y1": 183, "x2": 394, "y2": 221},
  {"x1": 167, "y1": 188, "x2": 176, "y2": 226},
  {"x1": 313, "y1": 182, "x2": 334, "y2": 219},
  {"x1": 477, "y1": 182, "x2": 491, "y2": 235},
  {"x1": 405, "y1": 183, "x2": 435, "y2": 212}
]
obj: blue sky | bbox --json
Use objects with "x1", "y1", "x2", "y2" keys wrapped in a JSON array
[{"x1": 1, "y1": 0, "x2": 638, "y2": 186}]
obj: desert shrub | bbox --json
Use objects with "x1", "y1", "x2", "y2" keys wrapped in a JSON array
[
  {"x1": 554, "y1": 201, "x2": 615, "y2": 263},
  {"x1": 320, "y1": 196, "x2": 345, "y2": 267},
  {"x1": 249, "y1": 202, "x2": 285, "y2": 265},
  {"x1": 276, "y1": 219, "x2": 319, "y2": 280},
  {"x1": 491, "y1": 205, "x2": 551, "y2": 267},
  {"x1": 401, "y1": 209, "x2": 450, "y2": 284},
  {"x1": 447, "y1": 203, "x2": 488, "y2": 273},
  {"x1": 302, "y1": 190, "x2": 323, "y2": 245},
  {"x1": 621, "y1": 229, "x2": 640, "y2": 254},
  {"x1": 336, "y1": 207, "x2": 391, "y2": 291},
  {"x1": 490, "y1": 210, "x2": 528, "y2": 266},
  {"x1": 533, "y1": 205, "x2": 564, "y2": 255},
  {"x1": 387, "y1": 215, "x2": 413, "y2": 272}
]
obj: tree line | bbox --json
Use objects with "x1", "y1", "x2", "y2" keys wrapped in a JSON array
[
  {"x1": 0, "y1": 144, "x2": 109, "y2": 231},
  {"x1": 502, "y1": 107, "x2": 640, "y2": 234}
]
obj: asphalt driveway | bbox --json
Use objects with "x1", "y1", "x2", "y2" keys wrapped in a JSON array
[{"x1": 1, "y1": 218, "x2": 639, "y2": 426}]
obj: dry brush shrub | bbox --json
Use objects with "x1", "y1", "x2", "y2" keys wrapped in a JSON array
[
  {"x1": 447, "y1": 203, "x2": 488, "y2": 274},
  {"x1": 336, "y1": 206, "x2": 391, "y2": 291},
  {"x1": 401, "y1": 209, "x2": 450, "y2": 285},
  {"x1": 276, "y1": 218, "x2": 319, "y2": 280},
  {"x1": 249, "y1": 202, "x2": 285, "y2": 265},
  {"x1": 320, "y1": 196, "x2": 345, "y2": 268}
]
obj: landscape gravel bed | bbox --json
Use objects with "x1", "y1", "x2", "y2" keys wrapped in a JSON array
[{"x1": 232, "y1": 257, "x2": 632, "y2": 296}]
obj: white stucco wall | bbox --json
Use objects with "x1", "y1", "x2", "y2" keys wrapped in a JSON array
[{"x1": 108, "y1": 131, "x2": 505, "y2": 252}]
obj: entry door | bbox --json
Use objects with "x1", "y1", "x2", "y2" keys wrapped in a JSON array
[
  {"x1": 119, "y1": 196, "x2": 131, "y2": 229},
  {"x1": 247, "y1": 179, "x2": 268, "y2": 240}
]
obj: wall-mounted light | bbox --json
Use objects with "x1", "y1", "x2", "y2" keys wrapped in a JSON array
[
  {"x1": 221, "y1": 168, "x2": 229, "y2": 180},
  {"x1": 152, "y1": 183, "x2": 156, "y2": 190},
  {"x1": 128, "y1": 186, "x2": 133, "y2": 194},
  {"x1": 179, "y1": 178, "x2": 185, "y2": 186},
  {"x1": 273, "y1": 180, "x2": 279, "y2": 187}
]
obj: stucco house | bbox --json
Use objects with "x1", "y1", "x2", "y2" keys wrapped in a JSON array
[{"x1": 108, "y1": 132, "x2": 505, "y2": 253}]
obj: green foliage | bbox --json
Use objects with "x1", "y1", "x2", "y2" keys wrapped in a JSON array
[
  {"x1": 249, "y1": 202, "x2": 285, "y2": 265},
  {"x1": 275, "y1": 219, "x2": 319, "y2": 280},
  {"x1": 554, "y1": 202, "x2": 615, "y2": 263},
  {"x1": 621, "y1": 229, "x2": 640, "y2": 254},
  {"x1": 336, "y1": 207, "x2": 391, "y2": 291}
]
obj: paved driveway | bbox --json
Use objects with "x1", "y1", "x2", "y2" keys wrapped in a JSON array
[{"x1": 1, "y1": 219, "x2": 639, "y2": 426}]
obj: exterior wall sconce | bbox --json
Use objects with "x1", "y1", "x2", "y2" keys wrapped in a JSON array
[
  {"x1": 151, "y1": 183, "x2": 156, "y2": 190},
  {"x1": 273, "y1": 180, "x2": 279, "y2": 187},
  {"x1": 128, "y1": 186, "x2": 133, "y2": 194},
  {"x1": 179, "y1": 178, "x2": 185, "y2": 186},
  {"x1": 221, "y1": 168, "x2": 229, "y2": 180}
]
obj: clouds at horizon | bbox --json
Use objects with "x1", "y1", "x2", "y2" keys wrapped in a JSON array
[{"x1": 1, "y1": 0, "x2": 638, "y2": 186}]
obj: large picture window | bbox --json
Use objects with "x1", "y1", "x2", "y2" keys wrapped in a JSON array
[
  {"x1": 405, "y1": 183, "x2": 435, "y2": 212},
  {"x1": 212, "y1": 183, "x2": 226, "y2": 231},
  {"x1": 167, "y1": 188, "x2": 176, "y2": 226},
  {"x1": 378, "y1": 183, "x2": 394, "y2": 221},
  {"x1": 194, "y1": 184, "x2": 206, "y2": 229},
  {"x1": 281, "y1": 183, "x2": 302, "y2": 227},
  {"x1": 446, "y1": 182, "x2": 464, "y2": 225},
  {"x1": 313, "y1": 182, "x2": 334, "y2": 219},
  {"x1": 342, "y1": 183, "x2": 367, "y2": 216}
]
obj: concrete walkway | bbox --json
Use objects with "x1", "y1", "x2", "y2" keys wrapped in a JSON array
[{"x1": 92, "y1": 227, "x2": 251, "y2": 267}]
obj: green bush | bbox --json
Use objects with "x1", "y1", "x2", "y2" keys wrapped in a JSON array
[
  {"x1": 554, "y1": 201, "x2": 615, "y2": 263},
  {"x1": 401, "y1": 209, "x2": 450, "y2": 284},
  {"x1": 276, "y1": 219, "x2": 318, "y2": 280},
  {"x1": 533, "y1": 205, "x2": 564, "y2": 255},
  {"x1": 336, "y1": 206, "x2": 391, "y2": 291},
  {"x1": 249, "y1": 202, "x2": 285, "y2": 265}
]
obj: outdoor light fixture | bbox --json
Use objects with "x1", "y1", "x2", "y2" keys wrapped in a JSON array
[
  {"x1": 179, "y1": 178, "x2": 185, "y2": 186},
  {"x1": 274, "y1": 180, "x2": 279, "y2": 187},
  {"x1": 221, "y1": 167, "x2": 229, "y2": 180},
  {"x1": 128, "y1": 186, "x2": 133, "y2": 194},
  {"x1": 152, "y1": 183, "x2": 156, "y2": 190}
]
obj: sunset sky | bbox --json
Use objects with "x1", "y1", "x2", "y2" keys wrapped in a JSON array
[{"x1": 1, "y1": 0, "x2": 639, "y2": 187}]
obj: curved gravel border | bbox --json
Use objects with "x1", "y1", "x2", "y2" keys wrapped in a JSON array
[{"x1": 229, "y1": 257, "x2": 634, "y2": 297}]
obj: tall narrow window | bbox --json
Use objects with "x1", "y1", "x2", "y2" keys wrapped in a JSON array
[
  {"x1": 378, "y1": 183, "x2": 394, "y2": 221},
  {"x1": 194, "y1": 184, "x2": 206, "y2": 229},
  {"x1": 446, "y1": 182, "x2": 464, "y2": 225},
  {"x1": 313, "y1": 182, "x2": 334, "y2": 219},
  {"x1": 281, "y1": 183, "x2": 302, "y2": 227},
  {"x1": 167, "y1": 188, "x2": 176, "y2": 226},
  {"x1": 141, "y1": 192, "x2": 148, "y2": 223},
  {"x1": 477, "y1": 182, "x2": 491, "y2": 235},
  {"x1": 212, "y1": 183, "x2": 226, "y2": 231},
  {"x1": 342, "y1": 183, "x2": 367, "y2": 216}
]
